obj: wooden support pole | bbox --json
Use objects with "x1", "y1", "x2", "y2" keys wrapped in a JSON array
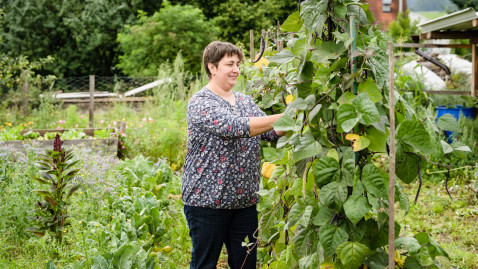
[
  {"x1": 22, "y1": 80, "x2": 29, "y2": 117},
  {"x1": 277, "y1": 21, "x2": 282, "y2": 50},
  {"x1": 250, "y1": 30, "x2": 254, "y2": 61},
  {"x1": 388, "y1": 41, "x2": 396, "y2": 269},
  {"x1": 472, "y1": 42, "x2": 477, "y2": 97},
  {"x1": 89, "y1": 75, "x2": 95, "y2": 128}
]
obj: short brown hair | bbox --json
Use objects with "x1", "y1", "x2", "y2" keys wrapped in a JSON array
[{"x1": 202, "y1": 41, "x2": 244, "y2": 79}]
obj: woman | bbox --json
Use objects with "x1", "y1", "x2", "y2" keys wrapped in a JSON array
[{"x1": 182, "y1": 41, "x2": 284, "y2": 269}]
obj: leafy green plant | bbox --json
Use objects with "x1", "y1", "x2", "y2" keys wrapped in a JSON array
[
  {"x1": 27, "y1": 134, "x2": 81, "y2": 242},
  {"x1": 60, "y1": 130, "x2": 87, "y2": 140},
  {"x1": 0, "y1": 124, "x2": 23, "y2": 140},
  {"x1": 243, "y1": 0, "x2": 454, "y2": 267}
]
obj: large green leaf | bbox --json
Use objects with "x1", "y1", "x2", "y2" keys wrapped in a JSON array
[
  {"x1": 336, "y1": 241, "x2": 370, "y2": 269},
  {"x1": 357, "y1": 78, "x2": 382, "y2": 103},
  {"x1": 437, "y1": 113, "x2": 461, "y2": 132},
  {"x1": 361, "y1": 164, "x2": 387, "y2": 199},
  {"x1": 272, "y1": 115, "x2": 301, "y2": 132},
  {"x1": 281, "y1": 11, "x2": 303, "y2": 32},
  {"x1": 396, "y1": 144, "x2": 419, "y2": 184},
  {"x1": 310, "y1": 41, "x2": 347, "y2": 64},
  {"x1": 353, "y1": 93, "x2": 380, "y2": 125},
  {"x1": 364, "y1": 126, "x2": 388, "y2": 153},
  {"x1": 314, "y1": 157, "x2": 340, "y2": 187},
  {"x1": 396, "y1": 120, "x2": 435, "y2": 155},
  {"x1": 92, "y1": 255, "x2": 109, "y2": 269},
  {"x1": 269, "y1": 49, "x2": 296, "y2": 64},
  {"x1": 319, "y1": 181, "x2": 347, "y2": 211},
  {"x1": 403, "y1": 257, "x2": 424, "y2": 269},
  {"x1": 365, "y1": 251, "x2": 388, "y2": 269},
  {"x1": 46, "y1": 261, "x2": 58, "y2": 269},
  {"x1": 300, "y1": 0, "x2": 328, "y2": 36},
  {"x1": 293, "y1": 132, "x2": 323, "y2": 162},
  {"x1": 112, "y1": 244, "x2": 135, "y2": 269},
  {"x1": 395, "y1": 237, "x2": 421, "y2": 255},
  {"x1": 337, "y1": 104, "x2": 360, "y2": 133},
  {"x1": 313, "y1": 206, "x2": 335, "y2": 226},
  {"x1": 292, "y1": 39, "x2": 308, "y2": 59},
  {"x1": 319, "y1": 225, "x2": 349, "y2": 257},
  {"x1": 295, "y1": 225, "x2": 319, "y2": 257},
  {"x1": 343, "y1": 195, "x2": 371, "y2": 225}
]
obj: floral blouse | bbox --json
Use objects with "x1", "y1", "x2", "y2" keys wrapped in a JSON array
[{"x1": 182, "y1": 87, "x2": 279, "y2": 209}]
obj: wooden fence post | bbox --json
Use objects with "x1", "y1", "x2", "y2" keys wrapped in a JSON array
[
  {"x1": 89, "y1": 75, "x2": 95, "y2": 128},
  {"x1": 388, "y1": 41, "x2": 396, "y2": 269},
  {"x1": 250, "y1": 30, "x2": 254, "y2": 61},
  {"x1": 277, "y1": 21, "x2": 282, "y2": 51},
  {"x1": 22, "y1": 80, "x2": 29, "y2": 117}
]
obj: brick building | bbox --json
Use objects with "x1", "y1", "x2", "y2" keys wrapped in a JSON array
[{"x1": 364, "y1": 0, "x2": 407, "y2": 29}]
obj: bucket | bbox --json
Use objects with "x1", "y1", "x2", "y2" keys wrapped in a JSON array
[{"x1": 435, "y1": 105, "x2": 475, "y2": 143}]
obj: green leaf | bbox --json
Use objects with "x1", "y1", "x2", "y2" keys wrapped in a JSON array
[
  {"x1": 313, "y1": 157, "x2": 340, "y2": 188},
  {"x1": 46, "y1": 260, "x2": 58, "y2": 269},
  {"x1": 299, "y1": 205, "x2": 314, "y2": 227},
  {"x1": 300, "y1": 0, "x2": 328, "y2": 37},
  {"x1": 269, "y1": 49, "x2": 295, "y2": 64},
  {"x1": 281, "y1": 11, "x2": 303, "y2": 32},
  {"x1": 437, "y1": 114, "x2": 461, "y2": 132},
  {"x1": 313, "y1": 206, "x2": 334, "y2": 226},
  {"x1": 293, "y1": 132, "x2": 322, "y2": 162},
  {"x1": 294, "y1": 225, "x2": 319, "y2": 257},
  {"x1": 319, "y1": 181, "x2": 347, "y2": 211},
  {"x1": 353, "y1": 93, "x2": 380, "y2": 125},
  {"x1": 272, "y1": 115, "x2": 301, "y2": 132},
  {"x1": 299, "y1": 253, "x2": 319, "y2": 269},
  {"x1": 112, "y1": 244, "x2": 135, "y2": 269},
  {"x1": 357, "y1": 78, "x2": 382, "y2": 103},
  {"x1": 92, "y1": 255, "x2": 109, "y2": 269},
  {"x1": 308, "y1": 104, "x2": 322, "y2": 124},
  {"x1": 319, "y1": 225, "x2": 349, "y2": 257},
  {"x1": 310, "y1": 41, "x2": 347, "y2": 64},
  {"x1": 337, "y1": 104, "x2": 360, "y2": 133},
  {"x1": 396, "y1": 120, "x2": 435, "y2": 155},
  {"x1": 362, "y1": 164, "x2": 387, "y2": 199},
  {"x1": 365, "y1": 250, "x2": 388, "y2": 269},
  {"x1": 299, "y1": 61, "x2": 314, "y2": 83},
  {"x1": 336, "y1": 241, "x2": 370, "y2": 269},
  {"x1": 395, "y1": 237, "x2": 421, "y2": 255},
  {"x1": 364, "y1": 126, "x2": 388, "y2": 153},
  {"x1": 344, "y1": 195, "x2": 371, "y2": 225},
  {"x1": 403, "y1": 257, "x2": 424, "y2": 269},
  {"x1": 292, "y1": 39, "x2": 308, "y2": 59},
  {"x1": 396, "y1": 144, "x2": 419, "y2": 184},
  {"x1": 440, "y1": 140, "x2": 453, "y2": 154}
]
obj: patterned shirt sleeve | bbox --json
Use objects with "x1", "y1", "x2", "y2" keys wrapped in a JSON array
[
  {"x1": 188, "y1": 95, "x2": 250, "y2": 139},
  {"x1": 244, "y1": 95, "x2": 280, "y2": 142}
]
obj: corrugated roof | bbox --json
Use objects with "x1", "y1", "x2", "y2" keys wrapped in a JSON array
[{"x1": 418, "y1": 8, "x2": 478, "y2": 33}]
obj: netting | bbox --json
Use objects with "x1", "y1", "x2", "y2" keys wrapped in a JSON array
[{"x1": 52, "y1": 76, "x2": 158, "y2": 93}]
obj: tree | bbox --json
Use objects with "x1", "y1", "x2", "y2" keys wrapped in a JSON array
[
  {"x1": 175, "y1": 0, "x2": 298, "y2": 55},
  {"x1": 116, "y1": 2, "x2": 219, "y2": 76},
  {"x1": 449, "y1": 0, "x2": 478, "y2": 10},
  {"x1": 0, "y1": 0, "x2": 163, "y2": 77}
]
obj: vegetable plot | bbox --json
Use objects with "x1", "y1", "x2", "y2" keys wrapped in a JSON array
[{"x1": 246, "y1": 0, "x2": 466, "y2": 268}]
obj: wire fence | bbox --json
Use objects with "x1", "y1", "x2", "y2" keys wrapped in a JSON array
[{"x1": 53, "y1": 76, "x2": 158, "y2": 93}]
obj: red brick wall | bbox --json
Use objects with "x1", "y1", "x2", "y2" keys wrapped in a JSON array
[{"x1": 364, "y1": 0, "x2": 407, "y2": 29}]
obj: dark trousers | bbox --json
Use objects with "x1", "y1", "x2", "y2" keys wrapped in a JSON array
[{"x1": 184, "y1": 205, "x2": 258, "y2": 269}]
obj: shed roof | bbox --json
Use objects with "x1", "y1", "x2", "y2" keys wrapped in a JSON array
[{"x1": 417, "y1": 8, "x2": 478, "y2": 33}]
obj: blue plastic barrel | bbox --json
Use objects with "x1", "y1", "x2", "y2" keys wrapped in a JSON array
[{"x1": 435, "y1": 105, "x2": 475, "y2": 143}]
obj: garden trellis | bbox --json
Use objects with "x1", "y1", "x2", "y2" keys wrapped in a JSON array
[{"x1": 245, "y1": 0, "x2": 456, "y2": 267}]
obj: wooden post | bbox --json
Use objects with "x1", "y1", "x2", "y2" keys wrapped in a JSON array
[
  {"x1": 387, "y1": 41, "x2": 396, "y2": 269},
  {"x1": 89, "y1": 75, "x2": 95, "y2": 128},
  {"x1": 472, "y1": 42, "x2": 477, "y2": 97},
  {"x1": 22, "y1": 80, "x2": 29, "y2": 117},
  {"x1": 277, "y1": 21, "x2": 282, "y2": 51},
  {"x1": 250, "y1": 30, "x2": 254, "y2": 61}
]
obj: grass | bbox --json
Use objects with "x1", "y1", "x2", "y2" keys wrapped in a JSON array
[
  {"x1": 398, "y1": 178, "x2": 478, "y2": 268},
  {"x1": 418, "y1": 11, "x2": 447, "y2": 20}
]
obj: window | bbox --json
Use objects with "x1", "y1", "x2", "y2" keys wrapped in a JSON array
[{"x1": 383, "y1": 0, "x2": 392, "y2": 13}]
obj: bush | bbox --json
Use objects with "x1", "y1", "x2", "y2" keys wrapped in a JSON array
[{"x1": 116, "y1": 1, "x2": 219, "y2": 76}]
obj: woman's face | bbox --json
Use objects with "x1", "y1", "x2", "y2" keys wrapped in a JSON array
[{"x1": 209, "y1": 54, "x2": 240, "y2": 91}]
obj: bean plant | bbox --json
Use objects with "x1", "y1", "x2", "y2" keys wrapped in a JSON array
[
  {"x1": 244, "y1": 0, "x2": 466, "y2": 268},
  {"x1": 27, "y1": 134, "x2": 80, "y2": 243}
]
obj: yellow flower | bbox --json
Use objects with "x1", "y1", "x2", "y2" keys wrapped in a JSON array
[
  {"x1": 285, "y1": 95, "x2": 294, "y2": 104},
  {"x1": 261, "y1": 162, "x2": 276, "y2": 179}
]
